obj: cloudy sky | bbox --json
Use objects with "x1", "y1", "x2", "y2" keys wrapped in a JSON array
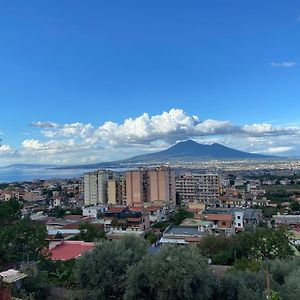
[{"x1": 0, "y1": 1, "x2": 300, "y2": 166}]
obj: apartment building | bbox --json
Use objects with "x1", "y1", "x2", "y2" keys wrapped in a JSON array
[
  {"x1": 107, "y1": 175, "x2": 126, "y2": 205},
  {"x1": 84, "y1": 170, "x2": 111, "y2": 206},
  {"x1": 126, "y1": 166, "x2": 176, "y2": 207},
  {"x1": 176, "y1": 173, "x2": 221, "y2": 203}
]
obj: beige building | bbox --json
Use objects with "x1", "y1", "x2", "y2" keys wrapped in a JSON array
[
  {"x1": 176, "y1": 173, "x2": 221, "y2": 203},
  {"x1": 107, "y1": 175, "x2": 126, "y2": 205},
  {"x1": 126, "y1": 170, "x2": 145, "y2": 207},
  {"x1": 126, "y1": 166, "x2": 176, "y2": 207}
]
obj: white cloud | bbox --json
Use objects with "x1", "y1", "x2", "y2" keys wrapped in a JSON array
[
  {"x1": 2, "y1": 108, "x2": 300, "y2": 165},
  {"x1": 257, "y1": 146, "x2": 294, "y2": 154},
  {"x1": 0, "y1": 144, "x2": 14, "y2": 154},
  {"x1": 243, "y1": 123, "x2": 299, "y2": 136},
  {"x1": 30, "y1": 121, "x2": 59, "y2": 128},
  {"x1": 270, "y1": 61, "x2": 297, "y2": 68}
]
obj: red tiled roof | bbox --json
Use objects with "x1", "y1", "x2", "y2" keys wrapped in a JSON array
[
  {"x1": 206, "y1": 214, "x2": 233, "y2": 222},
  {"x1": 108, "y1": 206, "x2": 126, "y2": 213},
  {"x1": 49, "y1": 241, "x2": 95, "y2": 260},
  {"x1": 130, "y1": 207, "x2": 143, "y2": 212}
]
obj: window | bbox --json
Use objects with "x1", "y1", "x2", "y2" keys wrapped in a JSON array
[
  {"x1": 237, "y1": 216, "x2": 241, "y2": 219},
  {"x1": 238, "y1": 223, "x2": 241, "y2": 227},
  {"x1": 222, "y1": 221, "x2": 226, "y2": 226}
]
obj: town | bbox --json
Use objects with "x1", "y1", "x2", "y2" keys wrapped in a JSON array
[{"x1": 1, "y1": 164, "x2": 300, "y2": 299}]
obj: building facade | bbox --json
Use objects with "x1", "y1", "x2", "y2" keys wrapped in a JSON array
[
  {"x1": 176, "y1": 173, "x2": 221, "y2": 203},
  {"x1": 126, "y1": 166, "x2": 176, "y2": 207},
  {"x1": 84, "y1": 170, "x2": 111, "y2": 206}
]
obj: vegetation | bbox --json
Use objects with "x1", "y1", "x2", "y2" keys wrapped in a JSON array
[
  {"x1": 0, "y1": 198, "x2": 47, "y2": 269},
  {"x1": 76, "y1": 223, "x2": 106, "y2": 242},
  {"x1": 76, "y1": 235, "x2": 148, "y2": 299},
  {"x1": 0, "y1": 198, "x2": 21, "y2": 226},
  {"x1": 124, "y1": 245, "x2": 218, "y2": 300},
  {"x1": 152, "y1": 208, "x2": 193, "y2": 232},
  {"x1": 198, "y1": 227, "x2": 294, "y2": 265}
]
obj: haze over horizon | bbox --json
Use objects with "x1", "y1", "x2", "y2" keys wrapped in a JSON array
[{"x1": 1, "y1": 0, "x2": 300, "y2": 166}]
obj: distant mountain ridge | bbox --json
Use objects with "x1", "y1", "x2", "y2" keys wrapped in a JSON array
[
  {"x1": 1, "y1": 140, "x2": 275, "y2": 170},
  {"x1": 126, "y1": 139, "x2": 271, "y2": 161}
]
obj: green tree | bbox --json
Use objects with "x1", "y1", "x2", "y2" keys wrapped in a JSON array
[
  {"x1": 289, "y1": 201, "x2": 300, "y2": 211},
  {"x1": 77, "y1": 223, "x2": 106, "y2": 242},
  {"x1": 281, "y1": 268, "x2": 300, "y2": 300},
  {"x1": 169, "y1": 208, "x2": 193, "y2": 225},
  {"x1": 0, "y1": 198, "x2": 21, "y2": 226},
  {"x1": 0, "y1": 218, "x2": 48, "y2": 267},
  {"x1": 198, "y1": 234, "x2": 239, "y2": 265},
  {"x1": 221, "y1": 270, "x2": 266, "y2": 300},
  {"x1": 243, "y1": 228, "x2": 294, "y2": 261},
  {"x1": 76, "y1": 235, "x2": 147, "y2": 299},
  {"x1": 124, "y1": 245, "x2": 218, "y2": 300}
]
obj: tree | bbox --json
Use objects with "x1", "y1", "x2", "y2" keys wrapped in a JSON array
[
  {"x1": 289, "y1": 201, "x2": 300, "y2": 211},
  {"x1": 221, "y1": 270, "x2": 266, "y2": 300},
  {"x1": 198, "y1": 228, "x2": 294, "y2": 266},
  {"x1": 76, "y1": 235, "x2": 147, "y2": 299},
  {"x1": 243, "y1": 228, "x2": 294, "y2": 261},
  {"x1": 0, "y1": 218, "x2": 48, "y2": 267},
  {"x1": 77, "y1": 223, "x2": 106, "y2": 242},
  {"x1": 169, "y1": 208, "x2": 193, "y2": 225},
  {"x1": 0, "y1": 198, "x2": 21, "y2": 226},
  {"x1": 281, "y1": 268, "x2": 300, "y2": 300},
  {"x1": 198, "y1": 234, "x2": 239, "y2": 265},
  {"x1": 124, "y1": 245, "x2": 218, "y2": 300}
]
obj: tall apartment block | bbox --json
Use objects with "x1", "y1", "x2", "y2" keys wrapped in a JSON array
[
  {"x1": 84, "y1": 170, "x2": 111, "y2": 206},
  {"x1": 126, "y1": 170, "x2": 146, "y2": 207},
  {"x1": 107, "y1": 175, "x2": 126, "y2": 205},
  {"x1": 176, "y1": 173, "x2": 221, "y2": 203},
  {"x1": 126, "y1": 166, "x2": 176, "y2": 207}
]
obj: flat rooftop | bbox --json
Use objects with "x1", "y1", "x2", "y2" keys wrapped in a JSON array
[{"x1": 164, "y1": 226, "x2": 201, "y2": 236}]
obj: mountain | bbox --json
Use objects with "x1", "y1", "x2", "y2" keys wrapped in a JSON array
[
  {"x1": 125, "y1": 139, "x2": 272, "y2": 161},
  {"x1": 54, "y1": 140, "x2": 275, "y2": 170}
]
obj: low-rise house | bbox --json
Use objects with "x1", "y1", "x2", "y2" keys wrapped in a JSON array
[
  {"x1": 204, "y1": 214, "x2": 234, "y2": 235},
  {"x1": 82, "y1": 205, "x2": 108, "y2": 218},
  {"x1": 102, "y1": 206, "x2": 150, "y2": 239},
  {"x1": 144, "y1": 205, "x2": 167, "y2": 223},
  {"x1": 159, "y1": 225, "x2": 204, "y2": 245},
  {"x1": 0, "y1": 269, "x2": 27, "y2": 299},
  {"x1": 273, "y1": 214, "x2": 300, "y2": 227}
]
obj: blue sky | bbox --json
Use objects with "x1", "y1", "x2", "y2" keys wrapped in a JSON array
[{"x1": 0, "y1": 0, "x2": 300, "y2": 165}]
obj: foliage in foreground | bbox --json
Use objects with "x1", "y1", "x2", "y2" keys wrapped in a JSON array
[
  {"x1": 75, "y1": 235, "x2": 148, "y2": 299},
  {"x1": 124, "y1": 245, "x2": 218, "y2": 300}
]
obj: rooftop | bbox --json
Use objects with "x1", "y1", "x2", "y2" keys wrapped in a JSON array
[
  {"x1": 164, "y1": 226, "x2": 201, "y2": 236},
  {"x1": 0, "y1": 269, "x2": 27, "y2": 284},
  {"x1": 206, "y1": 214, "x2": 233, "y2": 222},
  {"x1": 108, "y1": 206, "x2": 127, "y2": 213},
  {"x1": 49, "y1": 241, "x2": 95, "y2": 260}
]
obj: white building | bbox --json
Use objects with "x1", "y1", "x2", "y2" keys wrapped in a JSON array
[
  {"x1": 84, "y1": 170, "x2": 112, "y2": 206},
  {"x1": 82, "y1": 205, "x2": 108, "y2": 218},
  {"x1": 234, "y1": 210, "x2": 244, "y2": 231}
]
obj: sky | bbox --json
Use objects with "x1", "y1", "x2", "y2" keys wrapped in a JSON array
[{"x1": 0, "y1": 0, "x2": 300, "y2": 165}]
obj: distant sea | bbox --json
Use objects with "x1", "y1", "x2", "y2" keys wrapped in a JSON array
[
  {"x1": 0, "y1": 167, "x2": 132, "y2": 183},
  {"x1": 0, "y1": 168, "x2": 90, "y2": 183}
]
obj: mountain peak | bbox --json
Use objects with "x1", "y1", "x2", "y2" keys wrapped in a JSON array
[{"x1": 127, "y1": 139, "x2": 271, "y2": 161}]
